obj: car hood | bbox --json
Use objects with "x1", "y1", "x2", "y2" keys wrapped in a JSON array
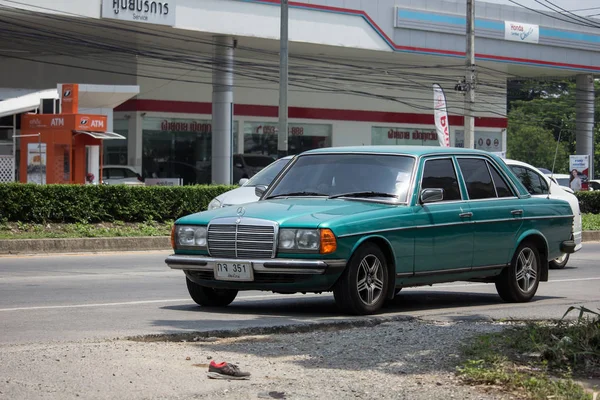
[
  {"x1": 215, "y1": 186, "x2": 259, "y2": 207},
  {"x1": 178, "y1": 198, "x2": 410, "y2": 231}
]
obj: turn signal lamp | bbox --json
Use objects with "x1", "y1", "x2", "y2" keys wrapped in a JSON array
[
  {"x1": 320, "y1": 229, "x2": 337, "y2": 254},
  {"x1": 170, "y1": 225, "x2": 176, "y2": 249}
]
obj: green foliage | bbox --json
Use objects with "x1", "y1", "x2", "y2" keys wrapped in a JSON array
[
  {"x1": 576, "y1": 191, "x2": 600, "y2": 215},
  {"x1": 0, "y1": 221, "x2": 173, "y2": 239},
  {"x1": 507, "y1": 109, "x2": 570, "y2": 173},
  {"x1": 507, "y1": 319, "x2": 600, "y2": 378},
  {"x1": 457, "y1": 309, "x2": 600, "y2": 399},
  {"x1": 507, "y1": 78, "x2": 600, "y2": 178},
  {"x1": 582, "y1": 214, "x2": 600, "y2": 231},
  {"x1": 458, "y1": 358, "x2": 590, "y2": 400},
  {"x1": 0, "y1": 183, "x2": 236, "y2": 223}
]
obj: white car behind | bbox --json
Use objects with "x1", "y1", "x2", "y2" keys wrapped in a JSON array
[
  {"x1": 102, "y1": 165, "x2": 144, "y2": 185},
  {"x1": 545, "y1": 173, "x2": 574, "y2": 193},
  {"x1": 504, "y1": 159, "x2": 582, "y2": 269},
  {"x1": 207, "y1": 155, "x2": 294, "y2": 210}
]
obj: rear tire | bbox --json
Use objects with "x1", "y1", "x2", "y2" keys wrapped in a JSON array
[
  {"x1": 495, "y1": 241, "x2": 540, "y2": 303},
  {"x1": 549, "y1": 253, "x2": 569, "y2": 270},
  {"x1": 333, "y1": 243, "x2": 389, "y2": 315},
  {"x1": 186, "y1": 277, "x2": 238, "y2": 307}
]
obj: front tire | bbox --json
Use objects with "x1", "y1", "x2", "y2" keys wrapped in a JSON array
[
  {"x1": 186, "y1": 277, "x2": 238, "y2": 307},
  {"x1": 333, "y1": 243, "x2": 389, "y2": 315},
  {"x1": 549, "y1": 253, "x2": 569, "y2": 270},
  {"x1": 495, "y1": 241, "x2": 540, "y2": 303}
]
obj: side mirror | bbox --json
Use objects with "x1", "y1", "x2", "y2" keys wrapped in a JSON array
[
  {"x1": 255, "y1": 185, "x2": 267, "y2": 198},
  {"x1": 239, "y1": 178, "x2": 249, "y2": 186},
  {"x1": 420, "y1": 188, "x2": 444, "y2": 204}
]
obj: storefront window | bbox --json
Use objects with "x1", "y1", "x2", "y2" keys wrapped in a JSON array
[
  {"x1": 243, "y1": 122, "x2": 332, "y2": 157},
  {"x1": 103, "y1": 118, "x2": 129, "y2": 166},
  {"x1": 371, "y1": 127, "x2": 440, "y2": 146},
  {"x1": 454, "y1": 130, "x2": 503, "y2": 152},
  {"x1": 142, "y1": 117, "x2": 238, "y2": 185}
]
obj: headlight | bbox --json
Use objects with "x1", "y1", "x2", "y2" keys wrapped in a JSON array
[
  {"x1": 207, "y1": 198, "x2": 221, "y2": 210},
  {"x1": 296, "y1": 230, "x2": 320, "y2": 251},
  {"x1": 176, "y1": 225, "x2": 207, "y2": 248},
  {"x1": 279, "y1": 229, "x2": 297, "y2": 249},
  {"x1": 278, "y1": 229, "x2": 321, "y2": 252}
]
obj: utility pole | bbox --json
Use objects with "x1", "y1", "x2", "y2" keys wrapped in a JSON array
[
  {"x1": 278, "y1": 0, "x2": 289, "y2": 158},
  {"x1": 464, "y1": 0, "x2": 475, "y2": 149}
]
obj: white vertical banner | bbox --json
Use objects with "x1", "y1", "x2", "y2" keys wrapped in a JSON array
[{"x1": 433, "y1": 84, "x2": 450, "y2": 147}]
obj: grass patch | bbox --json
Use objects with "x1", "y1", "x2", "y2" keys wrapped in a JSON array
[
  {"x1": 457, "y1": 306, "x2": 600, "y2": 400},
  {"x1": 582, "y1": 213, "x2": 600, "y2": 231},
  {"x1": 0, "y1": 220, "x2": 173, "y2": 239}
]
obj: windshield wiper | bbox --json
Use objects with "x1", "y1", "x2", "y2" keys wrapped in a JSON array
[
  {"x1": 265, "y1": 191, "x2": 328, "y2": 199},
  {"x1": 328, "y1": 191, "x2": 398, "y2": 199}
]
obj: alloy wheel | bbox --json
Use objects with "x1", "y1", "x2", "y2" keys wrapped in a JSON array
[
  {"x1": 356, "y1": 254, "x2": 385, "y2": 306},
  {"x1": 515, "y1": 247, "x2": 538, "y2": 293},
  {"x1": 553, "y1": 253, "x2": 568, "y2": 264}
]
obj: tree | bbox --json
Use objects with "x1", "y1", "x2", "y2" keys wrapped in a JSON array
[
  {"x1": 507, "y1": 109, "x2": 569, "y2": 173},
  {"x1": 507, "y1": 78, "x2": 600, "y2": 177}
]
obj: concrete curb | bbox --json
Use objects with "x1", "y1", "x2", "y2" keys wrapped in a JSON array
[
  {"x1": 583, "y1": 231, "x2": 600, "y2": 242},
  {"x1": 0, "y1": 236, "x2": 171, "y2": 255},
  {"x1": 2, "y1": 231, "x2": 600, "y2": 255}
]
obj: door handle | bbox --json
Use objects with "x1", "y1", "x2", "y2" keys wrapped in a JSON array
[
  {"x1": 459, "y1": 212, "x2": 473, "y2": 218},
  {"x1": 511, "y1": 209, "x2": 523, "y2": 216}
]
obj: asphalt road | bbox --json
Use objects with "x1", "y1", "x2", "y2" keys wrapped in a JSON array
[{"x1": 1, "y1": 244, "x2": 599, "y2": 345}]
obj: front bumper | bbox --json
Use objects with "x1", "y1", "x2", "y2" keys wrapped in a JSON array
[{"x1": 165, "y1": 254, "x2": 347, "y2": 275}]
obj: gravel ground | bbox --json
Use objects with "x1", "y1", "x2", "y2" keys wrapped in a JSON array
[{"x1": 0, "y1": 319, "x2": 510, "y2": 400}]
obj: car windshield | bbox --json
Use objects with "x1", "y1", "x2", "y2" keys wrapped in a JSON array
[
  {"x1": 266, "y1": 153, "x2": 415, "y2": 202},
  {"x1": 556, "y1": 178, "x2": 570, "y2": 187},
  {"x1": 243, "y1": 156, "x2": 275, "y2": 168},
  {"x1": 245, "y1": 158, "x2": 290, "y2": 186}
]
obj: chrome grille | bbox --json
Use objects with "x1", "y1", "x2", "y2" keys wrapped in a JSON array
[{"x1": 207, "y1": 221, "x2": 276, "y2": 259}]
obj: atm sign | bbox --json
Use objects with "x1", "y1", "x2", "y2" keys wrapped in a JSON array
[{"x1": 76, "y1": 115, "x2": 106, "y2": 131}]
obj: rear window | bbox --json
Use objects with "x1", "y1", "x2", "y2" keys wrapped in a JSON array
[
  {"x1": 245, "y1": 158, "x2": 289, "y2": 186},
  {"x1": 556, "y1": 178, "x2": 570, "y2": 187},
  {"x1": 243, "y1": 155, "x2": 275, "y2": 168}
]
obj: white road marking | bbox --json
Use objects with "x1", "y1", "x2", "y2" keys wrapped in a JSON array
[
  {"x1": 0, "y1": 293, "x2": 325, "y2": 312},
  {"x1": 1, "y1": 276, "x2": 598, "y2": 313}
]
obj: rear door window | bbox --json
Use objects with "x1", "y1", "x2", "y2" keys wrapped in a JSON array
[
  {"x1": 110, "y1": 169, "x2": 125, "y2": 179},
  {"x1": 457, "y1": 158, "x2": 497, "y2": 199},
  {"x1": 123, "y1": 168, "x2": 138, "y2": 178}
]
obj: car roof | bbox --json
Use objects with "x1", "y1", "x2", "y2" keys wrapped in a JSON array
[
  {"x1": 236, "y1": 154, "x2": 275, "y2": 159},
  {"x1": 102, "y1": 165, "x2": 136, "y2": 169},
  {"x1": 302, "y1": 145, "x2": 492, "y2": 157},
  {"x1": 504, "y1": 159, "x2": 533, "y2": 168}
]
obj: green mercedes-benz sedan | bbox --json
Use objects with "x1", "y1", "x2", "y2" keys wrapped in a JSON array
[{"x1": 165, "y1": 146, "x2": 576, "y2": 315}]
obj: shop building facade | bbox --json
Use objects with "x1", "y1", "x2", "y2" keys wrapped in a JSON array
[{"x1": 0, "y1": 0, "x2": 597, "y2": 184}]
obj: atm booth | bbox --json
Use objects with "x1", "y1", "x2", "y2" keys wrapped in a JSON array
[{"x1": 19, "y1": 84, "x2": 125, "y2": 185}]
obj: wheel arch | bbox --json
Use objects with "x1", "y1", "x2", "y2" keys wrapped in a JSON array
[
  {"x1": 514, "y1": 230, "x2": 549, "y2": 282},
  {"x1": 349, "y1": 235, "x2": 397, "y2": 300}
]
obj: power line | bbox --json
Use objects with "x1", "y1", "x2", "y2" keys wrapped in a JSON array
[{"x1": 508, "y1": 0, "x2": 600, "y2": 28}]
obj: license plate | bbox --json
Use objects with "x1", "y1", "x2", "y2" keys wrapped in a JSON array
[{"x1": 214, "y1": 262, "x2": 254, "y2": 282}]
